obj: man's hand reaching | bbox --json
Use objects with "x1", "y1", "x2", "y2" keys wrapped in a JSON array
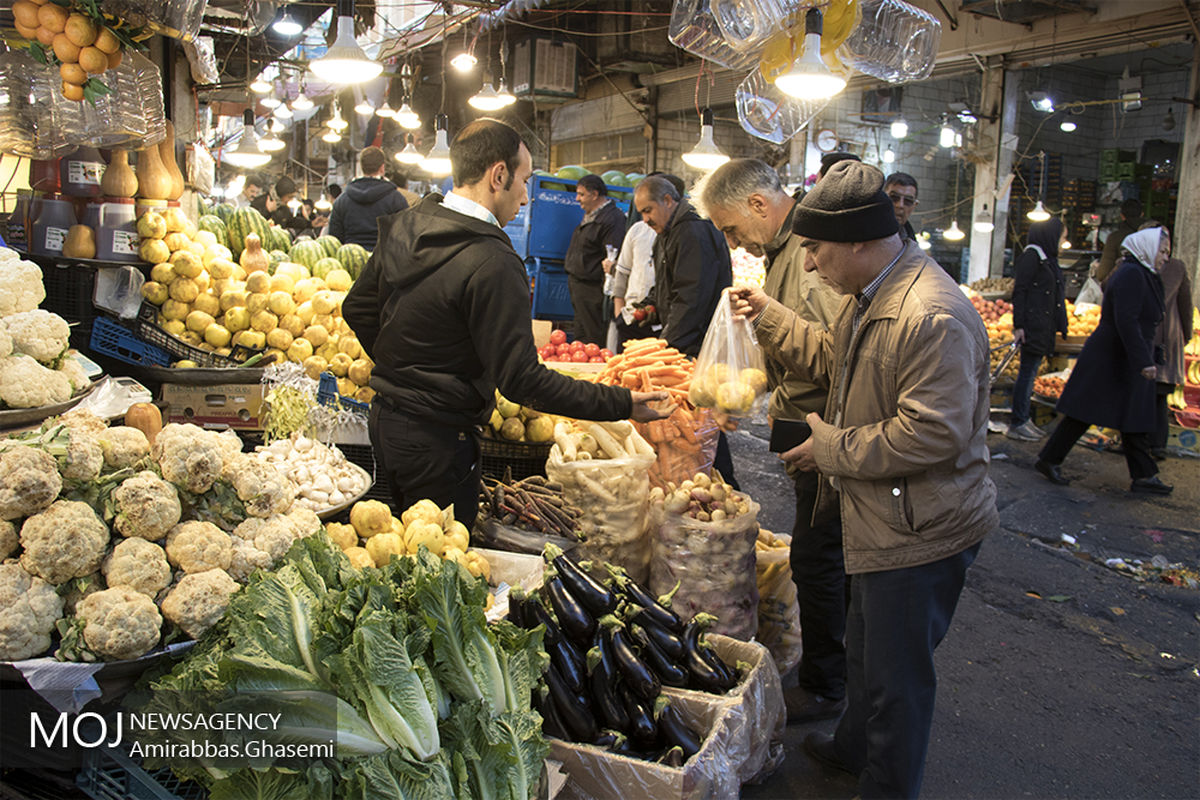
[{"x1": 630, "y1": 391, "x2": 673, "y2": 422}]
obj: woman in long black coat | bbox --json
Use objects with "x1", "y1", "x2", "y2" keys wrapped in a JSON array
[
  {"x1": 1035, "y1": 226, "x2": 1171, "y2": 493},
  {"x1": 1007, "y1": 218, "x2": 1068, "y2": 441}
]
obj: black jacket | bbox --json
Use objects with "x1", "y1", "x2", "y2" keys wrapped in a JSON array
[
  {"x1": 328, "y1": 177, "x2": 409, "y2": 249},
  {"x1": 652, "y1": 200, "x2": 733, "y2": 357},
  {"x1": 342, "y1": 195, "x2": 633, "y2": 428},
  {"x1": 1011, "y1": 245, "x2": 1068, "y2": 357},
  {"x1": 564, "y1": 200, "x2": 625, "y2": 282}
]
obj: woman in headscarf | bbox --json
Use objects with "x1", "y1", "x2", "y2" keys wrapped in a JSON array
[
  {"x1": 1147, "y1": 225, "x2": 1195, "y2": 458},
  {"x1": 1007, "y1": 217, "x2": 1068, "y2": 441},
  {"x1": 1034, "y1": 226, "x2": 1170, "y2": 493}
]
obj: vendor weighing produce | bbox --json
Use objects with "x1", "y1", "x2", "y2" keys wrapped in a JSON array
[{"x1": 344, "y1": 118, "x2": 668, "y2": 527}]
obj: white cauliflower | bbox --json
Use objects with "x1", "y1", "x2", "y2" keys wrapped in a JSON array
[
  {"x1": 60, "y1": 572, "x2": 105, "y2": 615},
  {"x1": 227, "y1": 515, "x2": 296, "y2": 582},
  {"x1": 160, "y1": 568, "x2": 238, "y2": 639},
  {"x1": 214, "y1": 430, "x2": 244, "y2": 461},
  {"x1": 103, "y1": 538, "x2": 171, "y2": 598},
  {"x1": 55, "y1": 409, "x2": 108, "y2": 438},
  {"x1": 0, "y1": 259, "x2": 45, "y2": 317},
  {"x1": 286, "y1": 507, "x2": 321, "y2": 540},
  {"x1": 57, "y1": 357, "x2": 91, "y2": 394},
  {"x1": 165, "y1": 520, "x2": 232, "y2": 574},
  {"x1": 98, "y1": 426, "x2": 151, "y2": 470},
  {"x1": 151, "y1": 424, "x2": 227, "y2": 494},
  {"x1": 0, "y1": 445, "x2": 62, "y2": 520},
  {"x1": 222, "y1": 454, "x2": 294, "y2": 518},
  {"x1": 4, "y1": 310, "x2": 70, "y2": 365},
  {"x1": 19, "y1": 500, "x2": 109, "y2": 584},
  {"x1": 0, "y1": 562, "x2": 63, "y2": 660},
  {"x1": 0, "y1": 355, "x2": 72, "y2": 408},
  {"x1": 59, "y1": 430, "x2": 104, "y2": 482},
  {"x1": 111, "y1": 471, "x2": 181, "y2": 541},
  {"x1": 0, "y1": 319, "x2": 11, "y2": 359},
  {"x1": 74, "y1": 586, "x2": 162, "y2": 660},
  {"x1": 0, "y1": 519, "x2": 16, "y2": 559}
]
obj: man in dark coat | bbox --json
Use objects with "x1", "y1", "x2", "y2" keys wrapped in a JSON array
[
  {"x1": 1096, "y1": 197, "x2": 1144, "y2": 288},
  {"x1": 329, "y1": 146, "x2": 409, "y2": 249},
  {"x1": 564, "y1": 174, "x2": 625, "y2": 345}
]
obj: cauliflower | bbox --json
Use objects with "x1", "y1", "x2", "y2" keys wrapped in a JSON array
[
  {"x1": 0, "y1": 519, "x2": 16, "y2": 559},
  {"x1": 165, "y1": 520, "x2": 232, "y2": 573},
  {"x1": 4, "y1": 310, "x2": 70, "y2": 365},
  {"x1": 344, "y1": 546, "x2": 375, "y2": 569},
  {"x1": 214, "y1": 430, "x2": 244, "y2": 462},
  {"x1": 60, "y1": 572, "x2": 105, "y2": 615},
  {"x1": 286, "y1": 507, "x2": 321, "y2": 539},
  {"x1": 151, "y1": 424, "x2": 227, "y2": 494},
  {"x1": 350, "y1": 499, "x2": 393, "y2": 538},
  {"x1": 0, "y1": 445, "x2": 62, "y2": 520},
  {"x1": 0, "y1": 562, "x2": 63, "y2": 660},
  {"x1": 57, "y1": 357, "x2": 91, "y2": 394},
  {"x1": 365, "y1": 532, "x2": 405, "y2": 567},
  {"x1": 0, "y1": 319, "x2": 11, "y2": 359},
  {"x1": 222, "y1": 454, "x2": 294, "y2": 518},
  {"x1": 98, "y1": 426, "x2": 151, "y2": 470},
  {"x1": 20, "y1": 500, "x2": 109, "y2": 585},
  {"x1": 74, "y1": 586, "x2": 162, "y2": 661},
  {"x1": 227, "y1": 516, "x2": 296, "y2": 582},
  {"x1": 55, "y1": 409, "x2": 108, "y2": 438},
  {"x1": 0, "y1": 355, "x2": 72, "y2": 408},
  {"x1": 0, "y1": 259, "x2": 45, "y2": 317},
  {"x1": 59, "y1": 430, "x2": 104, "y2": 482},
  {"x1": 111, "y1": 471, "x2": 181, "y2": 541},
  {"x1": 404, "y1": 520, "x2": 445, "y2": 557},
  {"x1": 160, "y1": 569, "x2": 239, "y2": 639},
  {"x1": 103, "y1": 538, "x2": 171, "y2": 598}
]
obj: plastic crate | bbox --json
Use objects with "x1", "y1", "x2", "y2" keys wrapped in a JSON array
[
  {"x1": 77, "y1": 746, "x2": 205, "y2": 800},
  {"x1": 479, "y1": 436, "x2": 552, "y2": 482},
  {"x1": 523, "y1": 175, "x2": 632, "y2": 260},
  {"x1": 504, "y1": 204, "x2": 529, "y2": 258},
  {"x1": 339, "y1": 442, "x2": 394, "y2": 505},
  {"x1": 317, "y1": 371, "x2": 369, "y2": 413},
  {"x1": 528, "y1": 257, "x2": 574, "y2": 320},
  {"x1": 37, "y1": 257, "x2": 99, "y2": 350},
  {"x1": 135, "y1": 302, "x2": 263, "y2": 368},
  {"x1": 89, "y1": 315, "x2": 172, "y2": 367}
]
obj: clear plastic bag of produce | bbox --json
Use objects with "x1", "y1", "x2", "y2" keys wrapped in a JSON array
[
  {"x1": 687, "y1": 289, "x2": 769, "y2": 417},
  {"x1": 635, "y1": 407, "x2": 720, "y2": 490},
  {"x1": 755, "y1": 532, "x2": 803, "y2": 675},
  {"x1": 546, "y1": 450, "x2": 656, "y2": 584},
  {"x1": 649, "y1": 490, "x2": 760, "y2": 641}
]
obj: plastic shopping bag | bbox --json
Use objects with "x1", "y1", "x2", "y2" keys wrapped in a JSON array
[
  {"x1": 755, "y1": 532, "x2": 803, "y2": 675},
  {"x1": 688, "y1": 289, "x2": 769, "y2": 416}
]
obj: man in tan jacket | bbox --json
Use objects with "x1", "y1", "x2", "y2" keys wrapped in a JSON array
[
  {"x1": 699, "y1": 159, "x2": 848, "y2": 723},
  {"x1": 731, "y1": 160, "x2": 996, "y2": 799}
]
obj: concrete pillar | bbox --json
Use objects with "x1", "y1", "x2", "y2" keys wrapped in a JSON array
[
  {"x1": 1173, "y1": 42, "x2": 1200, "y2": 304},
  {"x1": 967, "y1": 62, "x2": 1006, "y2": 282}
]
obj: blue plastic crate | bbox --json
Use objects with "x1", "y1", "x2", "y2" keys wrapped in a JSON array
[
  {"x1": 504, "y1": 205, "x2": 529, "y2": 258},
  {"x1": 525, "y1": 175, "x2": 632, "y2": 260},
  {"x1": 89, "y1": 315, "x2": 172, "y2": 367},
  {"x1": 317, "y1": 371, "x2": 370, "y2": 414},
  {"x1": 528, "y1": 257, "x2": 574, "y2": 320}
]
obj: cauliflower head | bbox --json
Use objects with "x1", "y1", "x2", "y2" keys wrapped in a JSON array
[
  {"x1": 152, "y1": 424, "x2": 227, "y2": 494},
  {"x1": 161, "y1": 569, "x2": 238, "y2": 639},
  {"x1": 222, "y1": 454, "x2": 294, "y2": 518},
  {"x1": 99, "y1": 426, "x2": 151, "y2": 470},
  {"x1": 0, "y1": 355, "x2": 73, "y2": 409},
  {"x1": 19, "y1": 500, "x2": 109, "y2": 584},
  {"x1": 57, "y1": 357, "x2": 90, "y2": 394},
  {"x1": 75, "y1": 586, "x2": 162, "y2": 661},
  {"x1": 59, "y1": 431, "x2": 104, "y2": 482},
  {"x1": 0, "y1": 319, "x2": 11, "y2": 359},
  {"x1": 286, "y1": 507, "x2": 321, "y2": 540},
  {"x1": 60, "y1": 572, "x2": 105, "y2": 615},
  {"x1": 5, "y1": 310, "x2": 70, "y2": 365},
  {"x1": 400, "y1": 498, "x2": 442, "y2": 528},
  {"x1": 55, "y1": 409, "x2": 108, "y2": 438},
  {"x1": 103, "y1": 538, "x2": 171, "y2": 598},
  {"x1": 165, "y1": 520, "x2": 232, "y2": 574},
  {"x1": 227, "y1": 516, "x2": 296, "y2": 582},
  {"x1": 0, "y1": 562, "x2": 63, "y2": 660},
  {"x1": 0, "y1": 259, "x2": 45, "y2": 317},
  {"x1": 111, "y1": 471, "x2": 181, "y2": 541},
  {"x1": 0, "y1": 519, "x2": 17, "y2": 559},
  {"x1": 0, "y1": 445, "x2": 62, "y2": 520}
]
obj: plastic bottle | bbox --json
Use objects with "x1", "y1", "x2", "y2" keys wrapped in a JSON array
[
  {"x1": 668, "y1": 0, "x2": 759, "y2": 71},
  {"x1": 31, "y1": 195, "x2": 77, "y2": 256},
  {"x1": 76, "y1": 51, "x2": 166, "y2": 149},
  {"x1": 90, "y1": 0, "x2": 206, "y2": 42},
  {"x1": 712, "y1": 0, "x2": 811, "y2": 55},
  {"x1": 736, "y1": 69, "x2": 829, "y2": 144},
  {"x1": 837, "y1": 0, "x2": 941, "y2": 84},
  {"x1": 60, "y1": 147, "x2": 106, "y2": 197},
  {"x1": 0, "y1": 51, "x2": 77, "y2": 159},
  {"x1": 96, "y1": 198, "x2": 139, "y2": 262}
]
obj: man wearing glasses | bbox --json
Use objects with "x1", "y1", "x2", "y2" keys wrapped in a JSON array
[{"x1": 884, "y1": 172, "x2": 919, "y2": 243}]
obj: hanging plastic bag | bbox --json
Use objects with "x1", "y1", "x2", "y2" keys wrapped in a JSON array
[
  {"x1": 688, "y1": 289, "x2": 769, "y2": 417},
  {"x1": 755, "y1": 532, "x2": 803, "y2": 675}
]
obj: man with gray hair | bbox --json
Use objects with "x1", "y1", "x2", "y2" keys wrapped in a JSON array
[{"x1": 699, "y1": 158, "x2": 847, "y2": 723}]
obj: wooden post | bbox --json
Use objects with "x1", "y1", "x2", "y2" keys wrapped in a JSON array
[{"x1": 967, "y1": 61, "x2": 1006, "y2": 282}]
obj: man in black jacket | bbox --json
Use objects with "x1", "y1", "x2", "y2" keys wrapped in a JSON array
[
  {"x1": 343, "y1": 119, "x2": 668, "y2": 525},
  {"x1": 329, "y1": 146, "x2": 409, "y2": 249},
  {"x1": 564, "y1": 174, "x2": 625, "y2": 345}
]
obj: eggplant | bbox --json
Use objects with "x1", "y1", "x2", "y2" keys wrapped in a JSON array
[
  {"x1": 587, "y1": 630, "x2": 631, "y2": 732},
  {"x1": 658, "y1": 746, "x2": 685, "y2": 768},
  {"x1": 545, "y1": 543, "x2": 617, "y2": 615},
  {"x1": 656, "y1": 698, "x2": 701, "y2": 760},
  {"x1": 683, "y1": 613, "x2": 736, "y2": 692},
  {"x1": 507, "y1": 590, "x2": 529, "y2": 628},
  {"x1": 630, "y1": 609, "x2": 685, "y2": 660},
  {"x1": 546, "y1": 661, "x2": 598, "y2": 743},
  {"x1": 592, "y1": 730, "x2": 629, "y2": 751},
  {"x1": 546, "y1": 575, "x2": 596, "y2": 643},
  {"x1": 606, "y1": 566, "x2": 682, "y2": 631},
  {"x1": 630, "y1": 624, "x2": 689, "y2": 687},
  {"x1": 536, "y1": 689, "x2": 570, "y2": 740},
  {"x1": 547, "y1": 635, "x2": 587, "y2": 694},
  {"x1": 621, "y1": 683, "x2": 660, "y2": 750},
  {"x1": 527, "y1": 596, "x2": 562, "y2": 645},
  {"x1": 602, "y1": 615, "x2": 660, "y2": 701}
]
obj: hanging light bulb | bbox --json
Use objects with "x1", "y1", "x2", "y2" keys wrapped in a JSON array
[
  {"x1": 287, "y1": 196, "x2": 303, "y2": 214},
  {"x1": 1061, "y1": 237, "x2": 1072, "y2": 250},
  {"x1": 314, "y1": 193, "x2": 332, "y2": 211},
  {"x1": 310, "y1": 0, "x2": 383, "y2": 84},
  {"x1": 469, "y1": 81, "x2": 505, "y2": 111},
  {"x1": 258, "y1": 131, "x2": 286, "y2": 151},
  {"x1": 1059, "y1": 119, "x2": 1077, "y2": 132},
  {"x1": 355, "y1": 98, "x2": 374, "y2": 116},
  {"x1": 225, "y1": 109, "x2": 272, "y2": 169},
  {"x1": 226, "y1": 174, "x2": 246, "y2": 198},
  {"x1": 272, "y1": 9, "x2": 303, "y2": 37},
  {"x1": 1026, "y1": 200, "x2": 1051, "y2": 222},
  {"x1": 451, "y1": 51, "x2": 477, "y2": 73},
  {"x1": 250, "y1": 74, "x2": 272, "y2": 94},
  {"x1": 268, "y1": 117, "x2": 285, "y2": 133},
  {"x1": 322, "y1": 128, "x2": 342, "y2": 144},
  {"x1": 292, "y1": 90, "x2": 314, "y2": 111},
  {"x1": 375, "y1": 101, "x2": 395, "y2": 118},
  {"x1": 882, "y1": 147, "x2": 895, "y2": 164},
  {"x1": 973, "y1": 205, "x2": 994, "y2": 233},
  {"x1": 328, "y1": 105, "x2": 348, "y2": 131},
  {"x1": 395, "y1": 102, "x2": 421, "y2": 129},
  {"x1": 775, "y1": 9, "x2": 847, "y2": 101},
  {"x1": 395, "y1": 134, "x2": 423, "y2": 164},
  {"x1": 496, "y1": 79, "x2": 517, "y2": 107},
  {"x1": 273, "y1": 103, "x2": 294, "y2": 120},
  {"x1": 890, "y1": 117, "x2": 908, "y2": 139},
  {"x1": 422, "y1": 114, "x2": 452, "y2": 176},
  {"x1": 681, "y1": 108, "x2": 729, "y2": 171},
  {"x1": 917, "y1": 232, "x2": 932, "y2": 251},
  {"x1": 938, "y1": 117, "x2": 956, "y2": 148},
  {"x1": 943, "y1": 220, "x2": 965, "y2": 241},
  {"x1": 261, "y1": 95, "x2": 282, "y2": 109}
]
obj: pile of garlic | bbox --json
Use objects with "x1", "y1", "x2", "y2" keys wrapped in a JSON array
[{"x1": 253, "y1": 433, "x2": 370, "y2": 512}]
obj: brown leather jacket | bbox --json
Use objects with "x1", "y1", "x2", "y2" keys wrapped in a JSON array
[{"x1": 753, "y1": 242, "x2": 997, "y2": 573}]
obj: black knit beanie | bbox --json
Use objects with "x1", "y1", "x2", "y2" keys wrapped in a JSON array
[{"x1": 793, "y1": 160, "x2": 899, "y2": 242}]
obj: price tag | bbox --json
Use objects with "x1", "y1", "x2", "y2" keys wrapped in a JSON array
[
  {"x1": 67, "y1": 159, "x2": 103, "y2": 186},
  {"x1": 112, "y1": 230, "x2": 139, "y2": 255},
  {"x1": 44, "y1": 226, "x2": 68, "y2": 252}
]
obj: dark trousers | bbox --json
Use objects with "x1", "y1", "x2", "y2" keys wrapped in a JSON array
[
  {"x1": 1152, "y1": 382, "x2": 1172, "y2": 451},
  {"x1": 1038, "y1": 415, "x2": 1157, "y2": 480},
  {"x1": 368, "y1": 402, "x2": 482, "y2": 529},
  {"x1": 712, "y1": 430, "x2": 740, "y2": 491},
  {"x1": 1010, "y1": 351, "x2": 1044, "y2": 426},
  {"x1": 833, "y1": 543, "x2": 980, "y2": 800},
  {"x1": 789, "y1": 470, "x2": 847, "y2": 700},
  {"x1": 568, "y1": 277, "x2": 606, "y2": 346}
]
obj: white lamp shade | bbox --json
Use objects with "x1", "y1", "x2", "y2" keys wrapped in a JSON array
[
  {"x1": 775, "y1": 30, "x2": 846, "y2": 101},
  {"x1": 273, "y1": 103, "x2": 294, "y2": 119},
  {"x1": 939, "y1": 124, "x2": 956, "y2": 148},
  {"x1": 1026, "y1": 200, "x2": 1051, "y2": 222},
  {"x1": 258, "y1": 135, "x2": 286, "y2": 152},
  {"x1": 395, "y1": 103, "x2": 421, "y2": 129},
  {"x1": 272, "y1": 11, "x2": 303, "y2": 36},
  {"x1": 396, "y1": 136, "x2": 423, "y2": 164},
  {"x1": 310, "y1": 15, "x2": 383, "y2": 84},
  {"x1": 942, "y1": 220, "x2": 965, "y2": 241},
  {"x1": 496, "y1": 80, "x2": 517, "y2": 107},
  {"x1": 422, "y1": 117, "x2": 452, "y2": 176},
  {"x1": 322, "y1": 129, "x2": 342, "y2": 143},
  {"x1": 260, "y1": 95, "x2": 281, "y2": 109},
  {"x1": 225, "y1": 110, "x2": 272, "y2": 168},
  {"x1": 450, "y1": 52, "x2": 477, "y2": 73},
  {"x1": 890, "y1": 119, "x2": 908, "y2": 139},
  {"x1": 292, "y1": 92, "x2": 314, "y2": 111},
  {"x1": 681, "y1": 109, "x2": 729, "y2": 171},
  {"x1": 314, "y1": 193, "x2": 332, "y2": 211},
  {"x1": 469, "y1": 82, "x2": 507, "y2": 112},
  {"x1": 355, "y1": 99, "x2": 374, "y2": 116},
  {"x1": 375, "y1": 101, "x2": 395, "y2": 118}
]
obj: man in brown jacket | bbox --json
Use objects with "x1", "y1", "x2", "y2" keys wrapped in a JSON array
[{"x1": 731, "y1": 161, "x2": 996, "y2": 799}]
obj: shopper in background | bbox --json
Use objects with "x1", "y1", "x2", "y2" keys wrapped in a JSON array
[
  {"x1": 883, "y1": 172, "x2": 919, "y2": 242},
  {"x1": 343, "y1": 118, "x2": 668, "y2": 526},
  {"x1": 1035, "y1": 227, "x2": 1170, "y2": 494},
  {"x1": 1007, "y1": 217, "x2": 1069, "y2": 442},
  {"x1": 699, "y1": 158, "x2": 847, "y2": 723},
  {"x1": 729, "y1": 160, "x2": 994, "y2": 800},
  {"x1": 252, "y1": 176, "x2": 307, "y2": 237},
  {"x1": 565, "y1": 174, "x2": 625, "y2": 346},
  {"x1": 819, "y1": 152, "x2": 860, "y2": 179},
  {"x1": 233, "y1": 174, "x2": 267, "y2": 209},
  {"x1": 604, "y1": 216, "x2": 657, "y2": 348},
  {"x1": 1144, "y1": 223, "x2": 1194, "y2": 459},
  {"x1": 327, "y1": 183, "x2": 342, "y2": 200},
  {"x1": 1096, "y1": 197, "x2": 1145, "y2": 287},
  {"x1": 329, "y1": 146, "x2": 409, "y2": 249}
]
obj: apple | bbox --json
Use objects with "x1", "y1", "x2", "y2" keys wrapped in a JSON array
[
  {"x1": 633, "y1": 308, "x2": 647, "y2": 322},
  {"x1": 550, "y1": 329, "x2": 567, "y2": 346},
  {"x1": 643, "y1": 304, "x2": 655, "y2": 315},
  {"x1": 589, "y1": 356, "x2": 605, "y2": 363},
  {"x1": 569, "y1": 340, "x2": 586, "y2": 352},
  {"x1": 599, "y1": 348, "x2": 613, "y2": 360},
  {"x1": 556, "y1": 343, "x2": 573, "y2": 356},
  {"x1": 584, "y1": 342, "x2": 600, "y2": 357},
  {"x1": 571, "y1": 350, "x2": 588, "y2": 363}
]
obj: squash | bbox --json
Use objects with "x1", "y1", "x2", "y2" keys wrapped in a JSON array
[
  {"x1": 124, "y1": 402, "x2": 162, "y2": 445},
  {"x1": 63, "y1": 224, "x2": 96, "y2": 258},
  {"x1": 135, "y1": 143, "x2": 172, "y2": 201},
  {"x1": 100, "y1": 149, "x2": 137, "y2": 198},
  {"x1": 159, "y1": 121, "x2": 185, "y2": 201},
  {"x1": 239, "y1": 232, "x2": 269, "y2": 274}
]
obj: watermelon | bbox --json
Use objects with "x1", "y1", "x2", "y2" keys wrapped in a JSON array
[
  {"x1": 626, "y1": 172, "x2": 646, "y2": 187},
  {"x1": 213, "y1": 203, "x2": 236, "y2": 223},
  {"x1": 289, "y1": 240, "x2": 326, "y2": 270},
  {"x1": 197, "y1": 215, "x2": 228, "y2": 248},
  {"x1": 601, "y1": 170, "x2": 630, "y2": 188},
  {"x1": 226, "y1": 207, "x2": 271, "y2": 259},
  {"x1": 555, "y1": 165, "x2": 590, "y2": 180},
  {"x1": 312, "y1": 257, "x2": 343, "y2": 281},
  {"x1": 336, "y1": 243, "x2": 369, "y2": 278},
  {"x1": 267, "y1": 250, "x2": 287, "y2": 273},
  {"x1": 316, "y1": 235, "x2": 341, "y2": 257},
  {"x1": 269, "y1": 226, "x2": 291, "y2": 252}
]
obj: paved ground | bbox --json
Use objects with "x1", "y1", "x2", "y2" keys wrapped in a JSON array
[{"x1": 730, "y1": 415, "x2": 1199, "y2": 800}]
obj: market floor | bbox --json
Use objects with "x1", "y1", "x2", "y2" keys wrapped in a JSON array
[{"x1": 730, "y1": 416, "x2": 1199, "y2": 800}]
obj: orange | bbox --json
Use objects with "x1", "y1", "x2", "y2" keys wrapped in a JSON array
[
  {"x1": 36, "y1": 2, "x2": 68, "y2": 33},
  {"x1": 14, "y1": 22, "x2": 38, "y2": 39},
  {"x1": 106, "y1": 48, "x2": 121, "y2": 70},
  {"x1": 78, "y1": 45, "x2": 107, "y2": 75},
  {"x1": 52, "y1": 32, "x2": 81, "y2": 63},
  {"x1": 60, "y1": 61, "x2": 87, "y2": 85},
  {"x1": 93, "y1": 26, "x2": 119, "y2": 54},
  {"x1": 63, "y1": 13, "x2": 97, "y2": 47},
  {"x1": 12, "y1": 0, "x2": 40, "y2": 29},
  {"x1": 61, "y1": 81, "x2": 84, "y2": 102},
  {"x1": 35, "y1": 25, "x2": 56, "y2": 45}
]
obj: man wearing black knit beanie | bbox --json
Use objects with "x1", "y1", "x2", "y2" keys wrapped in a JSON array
[{"x1": 729, "y1": 160, "x2": 998, "y2": 799}]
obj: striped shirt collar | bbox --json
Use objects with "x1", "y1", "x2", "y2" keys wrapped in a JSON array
[
  {"x1": 856, "y1": 242, "x2": 908, "y2": 314},
  {"x1": 443, "y1": 191, "x2": 499, "y2": 228}
]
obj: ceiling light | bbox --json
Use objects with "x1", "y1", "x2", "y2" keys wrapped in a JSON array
[
  {"x1": 943, "y1": 220, "x2": 965, "y2": 241},
  {"x1": 890, "y1": 118, "x2": 908, "y2": 139},
  {"x1": 273, "y1": 103, "x2": 293, "y2": 119},
  {"x1": 272, "y1": 9, "x2": 303, "y2": 37},
  {"x1": 469, "y1": 81, "x2": 506, "y2": 111},
  {"x1": 1026, "y1": 200, "x2": 1051, "y2": 222},
  {"x1": 917, "y1": 232, "x2": 931, "y2": 250},
  {"x1": 1061, "y1": 238, "x2": 1071, "y2": 250},
  {"x1": 375, "y1": 101, "x2": 395, "y2": 118},
  {"x1": 328, "y1": 106, "x2": 348, "y2": 130},
  {"x1": 395, "y1": 134, "x2": 423, "y2": 164},
  {"x1": 395, "y1": 103, "x2": 420, "y2": 129},
  {"x1": 226, "y1": 175, "x2": 245, "y2": 197},
  {"x1": 956, "y1": 108, "x2": 977, "y2": 125},
  {"x1": 268, "y1": 118, "x2": 285, "y2": 133},
  {"x1": 291, "y1": 91, "x2": 313, "y2": 111},
  {"x1": 681, "y1": 108, "x2": 729, "y2": 171},
  {"x1": 775, "y1": 9, "x2": 847, "y2": 101},
  {"x1": 1059, "y1": 119, "x2": 1076, "y2": 132},
  {"x1": 310, "y1": 5, "x2": 383, "y2": 85},
  {"x1": 322, "y1": 129, "x2": 342, "y2": 143},
  {"x1": 973, "y1": 205, "x2": 994, "y2": 233},
  {"x1": 939, "y1": 118, "x2": 956, "y2": 148},
  {"x1": 450, "y1": 51, "x2": 477, "y2": 73},
  {"x1": 250, "y1": 76, "x2": 272, "y2": 94},
  {"x1": 1030, "y1": 91, "x2": 1054, "y2": 113},
  {"x1": 258, "y1": 133, "x2": 286, "y2": 152},
  {"x1": 355, "y1": 99, "x2": 374, "y2": 116},
  {"x1": 225, "y1": 109, "x2": 272, "y2": 169},
  {"x1": 422, "y1": 114, "x2": 452, "y2": 176},
  {"x1": 287, "y1": 196, "x2": 302, "y2": 213},
  {"x1": 496, "y1": 79, "x2": 517, "y2": 107},
  {"x1": 882, "y1": 147, "x2": 895, "y2": 164},
  {"x1": 314, "y1": 193, "x2": 332, "y2": 211},
  {"x1": 260, "y1": 95, "x2": 281, "y2": 109}
]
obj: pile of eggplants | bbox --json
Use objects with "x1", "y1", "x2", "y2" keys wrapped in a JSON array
[{"x1": 508, "y1": 543, "x2": 740, "y2": 766}]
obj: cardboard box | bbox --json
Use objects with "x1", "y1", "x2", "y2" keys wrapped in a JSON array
[
  {"x1": 161, "y1": 383, "x2": 264, "y2": 430},
  {"x1": 532, "y1": 319, "x2": 554, "y2": 349}
]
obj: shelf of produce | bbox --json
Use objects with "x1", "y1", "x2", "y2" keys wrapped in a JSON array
[
  {"x1": 0, "y1": 382, "x2": 94, "y2": 430},
  {"x1": 19, "y1": 251, "x2": 150, "y2": 350}
]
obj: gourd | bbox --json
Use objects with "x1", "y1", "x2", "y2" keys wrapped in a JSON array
[
  {"x1": 239, "y1": 232, "x2": 269, "y2": 273},
  {"x1": 63, "y1": 225, "x2": 96, "y2": 258},
  {"x1": 135, "y1": 144, "x2": 172, "y2": 201},
  {"x1": 100, "y1": 149, "x2": 138, "y2": 198},
  {"x1": 159, "y1": 121, "x2": 185, "y2": 200},
  {"x1": 124, "y1": 402, "x2": 162, "y2": 445}
]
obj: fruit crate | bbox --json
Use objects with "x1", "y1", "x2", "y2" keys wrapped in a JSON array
[
  {"x1": 135, "y1": 302, "x2": 263, "y2": 368},
  {"x1": 77, "y1": 746, "x2": 205, "y2": 800},
  {"x1": 317, "y1": 371, "x2": 369, "y2": 414},
  {"x1": 528, "y1": 257, "x2": 574, "y2": 321},
  {"x1": 480, "y1": 436, "x2": 552, "y2": 482},
  {"x1": 89, "y1": 315, "x2": 172, "y2": 368},
  {"x1": 519, "y1": 174, "x2": 632, "y2": 260},
  {"x1": 35, "y1": 256, "x2": 101, "y2": 350}
]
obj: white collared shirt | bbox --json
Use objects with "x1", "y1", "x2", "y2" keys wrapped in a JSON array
[{"x1": 442, "y1": 191, "x2": 499, "y2": 228}]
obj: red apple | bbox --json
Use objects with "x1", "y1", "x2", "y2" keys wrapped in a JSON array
[
  {"x1": 570, "y1": 340, "x2": 586, "y2": 352},
  {"x1": 550, "y1": 329, "x2": 567, "y2": 346},
  {"x1": 556, "y1": 343, "x2": 573, "y2": 356},
  {"x1": 644, "y1": 304, "x2": 655, "y2": 315},
  {"x1": 584, "y1": 342, "x2": 600, "y2": 357},
  {"x1": 633, "y1": 308, "x2": 646, "y2": 322},
  {"x1": 571, "y1": 350, "x2": 589, "y2": 362}
]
